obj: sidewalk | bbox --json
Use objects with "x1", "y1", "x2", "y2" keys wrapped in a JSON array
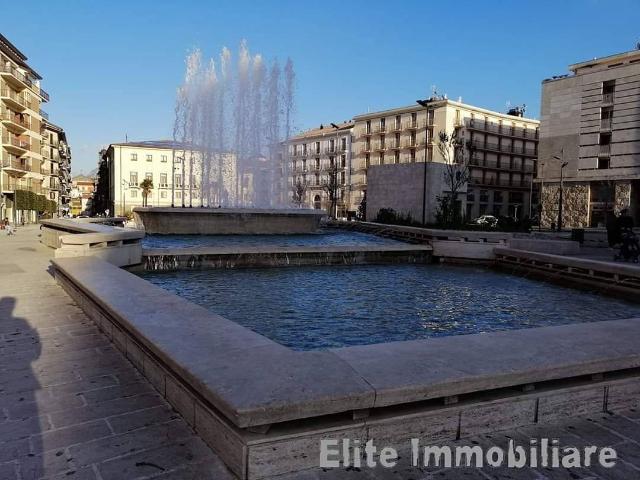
[{"x1": 0, "y1": 226, "x2": 233, "y2": 479}]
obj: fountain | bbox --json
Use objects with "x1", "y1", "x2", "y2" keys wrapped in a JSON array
[{"x1": 133, "y1": 41, "x2": 326, "y2": 234}]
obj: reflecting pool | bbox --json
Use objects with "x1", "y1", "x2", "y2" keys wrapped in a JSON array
[{"x1": 138, "y1": 264, "x2": 640, "y2": 350}]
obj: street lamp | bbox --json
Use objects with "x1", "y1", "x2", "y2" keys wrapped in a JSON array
[
  {"x1": 553, "y1": 149, "x2": 568, "y2": 232},
  {"x1": 121, "y1": 179, "x2": 130, "y2": 217},
  {"x1": 416, "y1": 99, "x2": 431, "y2": 225}
]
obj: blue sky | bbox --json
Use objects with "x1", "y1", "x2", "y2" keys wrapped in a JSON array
[{"x1": 3, "y1": 0, "x2": 639, "y2": 174}]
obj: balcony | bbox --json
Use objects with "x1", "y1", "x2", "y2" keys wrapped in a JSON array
[
  {"x1": 602, "y1": 92, "x2": 614, "y2": 105},
  {"x1": 471, "y1": 140, "x2": 537, "y2": 157},
  {"x1": 404, "y1": 121, "x2": 419, "y2": 130},
  {"x1": 40, "y1": 109, "x2": 49, "y2": 120},
  {"x1": 598, "y1": 144, "x2": 611, "y2": 157},
  {"x1": 0, "y1": 64, "x2": 33, "y2": 90},
  {"x1": 39, "y1": 87, "x2": 50, "y2": 102},
  {"x1": 372, "y1": 124, "x2": 387, "y2": 134},
  {"x1": 0, "y1": 108, "x2": 29, "y2": 133},
  {"x1": 390, "y1": 123, "x2": 402, "y2": 132},
  {"x1": 2, "y1": 134, "x2": 30, "y2": 153},
  {"x1": 373, "y1": 143, "x2": 386, "y2": 152},
  {"x1": 470, "y1": 177, "x2": 532, "y2": 189},
  {"x1": 600, "y1": 118, "x2": 613, "y2": 131},
  {"x1": 0, "y1": 88, "x2": 27, "y2": 111},
  {"x1": 468, "y1": 120, "x2": 539, "y2": 140},
  {"x1": 1, "y1": 154, "x2": 32, "y2": 174}
]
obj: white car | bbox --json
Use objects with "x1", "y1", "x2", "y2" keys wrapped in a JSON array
[{"x1": 473, "y1": 215, "x2": 498, "y2": 227}]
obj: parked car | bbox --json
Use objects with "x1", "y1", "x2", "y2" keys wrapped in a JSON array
[{"x1": 472, "y1": 214, "x2": 498, "y2": 228}]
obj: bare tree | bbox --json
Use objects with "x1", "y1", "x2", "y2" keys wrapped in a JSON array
[
  {"x1": 435, "y1": 130, "x2": 473, "y2": 225},
  {"x1": 322, "y1": 164, "x2": 339, "y2": 219},
  {"x1": 291, "y1": 180, "x2": 306, "y2": 208}
]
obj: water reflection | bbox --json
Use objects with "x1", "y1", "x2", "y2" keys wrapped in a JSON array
[{"x1": 138, "y1": 264, "x2": 640, "y2": 351}]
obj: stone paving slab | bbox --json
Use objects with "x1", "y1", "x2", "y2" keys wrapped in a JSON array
[{"x1": 0, "y1": 226, "x2": 235, "y2": 479}]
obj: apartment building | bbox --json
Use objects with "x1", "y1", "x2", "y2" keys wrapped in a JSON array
[
  {"x1": 95, "y1": 141, "x2": 238, "y2": 215},
  {"x1": 70, "y1": 175, "x2": 94, "y2": 216},
  {"x1": 287, "y1": 121, "x2": 354, "y2": 217},
  {"x1": 538, "y1": 48, "x2": 640, "y2": 228},
  {"x1": 0, "y1": 33, "x2": 51, "y2": 223},
  {"x1": 352, "y1": 99, "x2": 539, "y2": 222},
  {"x1": 42, "y1": 120, "x2": 72, "y2": 216}
]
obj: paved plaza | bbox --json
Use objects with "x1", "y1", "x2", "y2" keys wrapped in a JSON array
[{"x1": 1, "y1": 226, "x2": 640, "y2": 479}]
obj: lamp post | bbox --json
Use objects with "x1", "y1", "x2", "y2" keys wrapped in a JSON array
[
  {"x1": 416, "y1": 99, "x2": 431, "y2": 225},
  {"x1": 553, "y1": 149, "x2": 568, "y2": 232},
  {"x1": 121, "y1": 179, "x2": 129, "y2": 217},
  {"x1": 538, "y1": 162, "x2": 545, "y2": 231}
]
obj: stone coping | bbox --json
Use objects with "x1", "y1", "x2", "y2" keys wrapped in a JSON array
[
  {"x1": 52, "y1": 255, "x2": 640, "y2": 432},
  {"x1": 142, "y1": 244, "x2": 433, "y2": 256},
  {"x1": 350, "y1": 221, "x2": 514, "y2": 242},
  {"x1": 133, "y1": 207, "x2": 325, "y2": 217},
  {"x1": 495, "y1": 247, "x2": 640, "y2": 277},
  {"x1": 41, "y1": 218, "x2": 144, "y2": 245}
]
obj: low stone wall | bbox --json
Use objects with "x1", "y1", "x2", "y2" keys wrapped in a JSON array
[
  {"x1": 508, "y1": 238, "x2": 581, "y2": 255},
  {"x1": 141, "y1": 245, "x2": 433, "y2": 271},
  {"x1": 133, "y1": 207, "x2": 325, "y2": 235},
  {"x1": 495, "y1": 247, "x2": 640, "y2": 298},
  {"x1": 52, "y1": 255, "x2": 640, "y2": 479},
  {"x1": 41, "y1": 218, "x2": 144, "y2": 267}
]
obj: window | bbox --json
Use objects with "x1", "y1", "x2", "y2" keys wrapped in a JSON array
[
  {"x1": 598, "y1": 158, "x2": 610, "y2": 169},
  {"x1": 145, "y1": 173, "x2": 153, "y2": 181},
  {"x1": 315, "y1": 142, "x2": 320, "y2": 154},
  {"x1": 379, "y1": 152, "x2": 384, "y2": 165},
  {"x1": 341, "y1": 137, "x2": 346, "y2": 151},
  {"x1": 366, "y1": 120, "x2": 371, "y2": 134},
  {"x1": 341, "y1": 154, "x2": 346, "y2": 168},
  {"x1": 315, "y1": 173, "x2": 320, "y2": 185},
  {"x1": 146, "y1": 154, "x2": 153, "y2": 162},
  {"x1": 176, "y1": 191, "x2": 182, "y2": 199},
  {"x1": 395, "y1": 115, "x2": 401, "y2": 129},
  {"x1": 131, "y1": 153, "x2": 138, "y2": 161},
  {"x1": 494, "y1": 191, "x2": 503, "y2": 204},
  {"x1": 161, "y1": 191, "x2": 167, "y2": 198},
  {"x1": 129, "y1": 172, "x2": 138, "y2": 185},
  {"x1": 411, "y1": 112, "x2": 417, "y2": 127},
  {"x1": 380, "y1": 118, "x2": 386, "y2": 131},
  {"x1": 130, "y1": 190, "x2": 137, "y2": 198},
  {"x1": 160, "y1": 173, "x2": 168, "y2": 186},
  {"x1": 427, "y1": 146, "x2": 433, "y2": 162},
  {"x1": 175, "y1": 174, "x2": 182, "y2": 187},
  {"x1": 365, "y1": 153, "x2": 370, "y2": 168},
  {"x1": 175, "y1": 156, "x2": 182, "y2": 163},
  {"x1": 410, "y1": 150, "x2": 416, "y2": 162},
  {"x1": 394, "y1": 151, "x2": 400, "y2": 164},
  {"x1": 161, "y1": 155, "x2": 168, "y2": 163},
  {"x1": 315, "y1": 158, "x2": 320, "y2": 170}
]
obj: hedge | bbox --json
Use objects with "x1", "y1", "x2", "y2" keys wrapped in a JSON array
[{"x1": 15, "y1": 190, "x2": 58, "y2": 213}]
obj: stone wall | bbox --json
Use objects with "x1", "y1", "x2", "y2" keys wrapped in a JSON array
[
  {"x1": 540, "y1": 183, "x2": 589, "y2": 228},
  {"x1": 366, "y1": 162, "x2": 450, "y2": 224},
  {"x1": 615, "y1": 182, "x2": 632, "y2": 214}
]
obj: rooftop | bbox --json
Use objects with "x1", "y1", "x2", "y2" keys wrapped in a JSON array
[
  {"x1": 289, "y1": 121, "x2": 354, "y2": 141},
  {"x1": 569, "y1": 47, "x2": 640, "y2": 73},
  {"x1": 0, "y1": 33, "x2": 42, "y2": 80},
  {"x1": 353, "y1": 97, "x2": 539, "y2": 124}
]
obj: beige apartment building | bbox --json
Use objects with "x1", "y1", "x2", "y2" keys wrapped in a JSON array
[
  {"x1": 352, "y1": 99, "x2": 539, "y2": 222},
  {"x1": 95, "y1": 141, "x2": 238, "y2": 215},
  {"x1": 42, "y1": 120, "x2": 72, "y2": 216},
  {"x1": 287, "y1": 121, "x2": 354, "y2": 216},
  {"x1": 0, "y1": 33, "x2": 51, "y2": 223},
  {"x1": 538, "y1": 48, "x2": 640, "y2": 228}
]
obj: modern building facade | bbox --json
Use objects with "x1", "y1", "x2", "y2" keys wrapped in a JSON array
[
  {"x1": 0, "y1": 33, "x2": 51, "y2": 223},
  {"x1": 286, "y1": 121, "x2": 354, "y2": 217},
  {"x1": 42, "y1": 120, "x2": 72, "y2": 216},
  {"x1": 352, "y1": 99, "x2": 539, "y2": 222},
  {"x1": 95, "y1": 141, "x2": 239, "y2": 216},
  {"x1": 538, "y1": 48, "x2": 640, "y2": 228}
]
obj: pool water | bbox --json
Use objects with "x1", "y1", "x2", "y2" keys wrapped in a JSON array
[
  {"x1": 142, "y1": 229, "x2": 401, "y2": 249},
  {"x1": 138, "y1": 264, "x2": 640, "y2": 351}
]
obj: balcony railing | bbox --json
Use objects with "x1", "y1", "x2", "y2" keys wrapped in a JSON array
[
  {"x1": 602, "y1": 92, "x2": 614, "y2": 104},
  {"x1": 468, "y1": 120, "x2": 539, "y2": 139},
  {"x1": 1, "y1": 64, "x2": 33, "y2": 88},
  {"x1": 0, "y1": 108, "x2": 29, "y2": 129},
  {"x1": 2, "y1": 154, "x2": 32, "y2": 172},
  {"x1": 373, "y1": 124, "x2": 387, "y2": 134},
  {"x1": 471, "y1": 140, "x2": 537, "y2": 156},
  {"x1": 39, "y1": 87, "x2": 50, "y2": 102},
  {"x1": 470, "y1": 177, "x2": 532, "y2": 188},
  {"x1": 599, "y1": 144, "x2": 611, "y2": 156},
  {"x1": 2, "y1": 134, "x2": 30, "y2": 150},
  {"x1": 0, "y1": 88, "x2": 27, "y2": 109},
  {"x1": 40, "y1": 109, "x2": 49, "y2": 120}
]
